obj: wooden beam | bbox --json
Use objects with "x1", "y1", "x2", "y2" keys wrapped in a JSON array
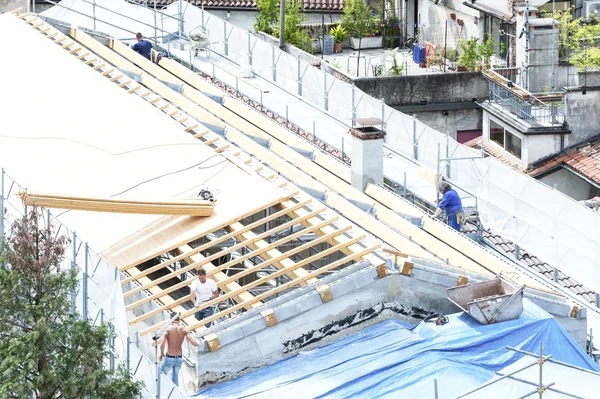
[
  {"x1": 128, "y1": 218, "x2": 347, "y2": 325},
  {"x1": 123, "y1": 207, "x2": 327, "y2": 297},
  {"x1": 107, "y1": 190, "x2": 298, "y2": 272},
  {"x1": 142, "y1": 241, "x2": 380, "y2": 335},
  {"x1": 120, "y1": 199, "x2": 313, "y2": 285}
]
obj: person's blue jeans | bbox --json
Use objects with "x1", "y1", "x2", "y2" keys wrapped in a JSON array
[
  {"x1": 195, "y1": 306, "x2": 214, "y2": 328},
  {"x1": 160, "y1": 356, "x2": 183, "y2": 387}
]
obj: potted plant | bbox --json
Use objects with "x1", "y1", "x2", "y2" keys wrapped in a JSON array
[
  {"x1": 478, "y1": 36, "x2": 495, "y2": 70},
  {"x1": 341, "y1": 0, "x2": 381, "y2": 51},
  {"x1": 457, "y1": 38, "x2": 478, "y2": 71},
  {"x1": 330, "y1": 25, "x2": 347, "y2": 53}
]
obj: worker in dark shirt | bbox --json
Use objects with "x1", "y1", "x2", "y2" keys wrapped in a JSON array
[{"x1": 132, "y1": 32, "x2": 152, "y2": 61}]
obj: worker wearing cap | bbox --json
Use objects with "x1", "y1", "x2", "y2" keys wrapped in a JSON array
[
  {"x1": 159, "y1": 315, "x2": 198, "y2": 387},
  {"x1": 430, "y1": 181, "x2": 464, "y2": 231},
  {"x1": 132, "y1": 32, "x2": 152, "y2": 61},
  {"x1": 190, "y1": 269, "x2": 219, "y2": 328}
]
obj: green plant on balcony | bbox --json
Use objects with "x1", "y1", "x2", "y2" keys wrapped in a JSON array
[
  {"x1": 458, "y1": 38, "x2": 479, "y2": 71},
  {"x1": 341, "y1": 0, "x2": 380, "y2": 39},
  {"x1": 389, "y1": 53, "x2": 403, "y2": 76},
  {"x1": 273, "y1": 0, "x2": 313, "y2": 54},
  {"x1": 255, "y1": 0, "x2": 278, "y2": 35},
  {"x1": 558, "y1": 9, "x2": 600, "y2": 71},
  {"x1": 330, "y1": 25, "x2": 347, "y2": 44}
]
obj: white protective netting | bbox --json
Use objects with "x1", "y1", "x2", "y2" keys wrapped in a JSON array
[
  {"x1": 189, "y1": 10, "x2": 600, "y2": 295},
  {"x1": 36, "y1": 0, "x2": 600, "y2": 297}
]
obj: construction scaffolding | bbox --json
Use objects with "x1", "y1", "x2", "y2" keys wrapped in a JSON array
[
  {"x1": 0, "y1": 169, "x2": 187, "y2": 399},
  {"x1": 457, "y1": 343, "x2": 600, "y2": 398}
]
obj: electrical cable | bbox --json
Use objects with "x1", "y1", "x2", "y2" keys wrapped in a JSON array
[
  {"x1": 0, "y1": 134, "x2": 211, "y2": 156},
  {"x1": 54, "y1": 154, "x2": 226, "y2": 218}
]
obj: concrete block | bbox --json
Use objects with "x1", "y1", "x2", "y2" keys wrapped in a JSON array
[
  {"x1": 240, "y1": 317, "x2": 267, "y2": 337},
  {"x1": 330, "y1": 278, "x2": 358, "y2": 297},
  {"x1": 276, "y1": 302, "x2": 304, "y2": 323},
  {"x1": 294, "y1": 293, "x2": 322, "y2": 313},
  {"x1": 219, "y1": 326, "x2": 245, "y2": 347}
]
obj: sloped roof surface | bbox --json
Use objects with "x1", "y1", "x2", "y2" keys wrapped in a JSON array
[{"x1": 528, "y1": 138, "x2": 600, "y2": 186}]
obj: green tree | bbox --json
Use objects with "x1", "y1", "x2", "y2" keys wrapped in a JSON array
[
  {"x1": 0, "y1": 211, "x2": 143, "y2": 399},
  {"x1": 273, "y1": 0, "x2": 313, "y2": 53},
  {"x1": 458, "y1": 38, "x2": 479, "y2": 71},
  {"x1": 558, "y1": 10, "x2": 600, "y2": 71},
  {"x1": 255, "y1": 0, "x2": 279, "y2": 35},
  {"x1": 341, "y1": 0, "x2": 379, "y2": 76}
]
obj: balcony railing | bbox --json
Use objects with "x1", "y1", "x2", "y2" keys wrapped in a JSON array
[{"x1": 482, "y1": 69, "x2": 565, "y2": 127}]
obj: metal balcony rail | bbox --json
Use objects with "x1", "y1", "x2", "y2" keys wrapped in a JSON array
[{"x1": 483, "y1": 69, "x2": 565, "y2": 126}]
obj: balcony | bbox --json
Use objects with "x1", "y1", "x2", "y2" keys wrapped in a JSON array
[{"x1": 482, "y1": 69, "x2": 565, "y2": 127}]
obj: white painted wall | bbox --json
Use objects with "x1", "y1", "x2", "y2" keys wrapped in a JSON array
[
  {"x1": 523, "y1": 133, "x2": 562, "y2": 167},
  {"x1": 418, "y1": 0, "x2": 481, "y2": 46},
  {"x1": 207, "y1": 10, "x2": 258, "y2": 31},
  {"x1": 538, "y1": 167, "x2": 598, "y2": 201},
  {"x1": 482, "y1": 111, "x2": 562, "y2": 168}
]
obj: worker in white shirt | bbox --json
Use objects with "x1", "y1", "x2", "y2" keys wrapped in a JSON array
[{"x1": 190, "y1": 269, "x2": 219, "y2": 328}]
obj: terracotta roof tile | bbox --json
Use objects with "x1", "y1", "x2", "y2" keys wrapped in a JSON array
[
  {"x1": 463, "y1": 137, "x2": 525, "y2": 171},
  {"x1": 464, "y1": 221, "x2": 597, "y2": 305},
  {"x1": 151, "y1": 0, "x2": 344, "y2": 10},
  {"x1": 528, "y1": 136, "x2": 600, "y2": 185}
]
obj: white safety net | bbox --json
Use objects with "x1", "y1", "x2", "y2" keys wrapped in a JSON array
[{"x1": 37, "y1": 0, "x2": 600, "y2": 306}]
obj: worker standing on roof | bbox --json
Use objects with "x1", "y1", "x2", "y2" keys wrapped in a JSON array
[
  {"x1": 159, "y1": 314, "x2": 198, "y2": 387},
  {"x1": 430, "y1": 181, "x2": 464, "y2": 232},
  {"x1": 190, "y1": 269, "x2": 219, "y2": 328},
  {"x1": 132, "y1": 32, "x2": 152, "y2": 61}
]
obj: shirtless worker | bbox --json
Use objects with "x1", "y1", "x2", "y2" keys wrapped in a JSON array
[{"x1": 159, "y1": 314, "x2": 198, "y2": 387}]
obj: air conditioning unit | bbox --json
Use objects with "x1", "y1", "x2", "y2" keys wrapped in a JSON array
[{"x1": 584, "y1": 0, "x2": 600, "y2": 18}]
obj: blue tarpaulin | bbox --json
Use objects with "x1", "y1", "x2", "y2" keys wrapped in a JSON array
[{"x1": 195, "y1": 300, "x2": 599, "y2": 399}]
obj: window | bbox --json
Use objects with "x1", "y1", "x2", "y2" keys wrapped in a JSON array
[
  {"x1": 489, "y1": 120, "x2": 522, "y2": 159},
  {"x1": 505, "y1": 131, "x2": 522, "y2": 158}
]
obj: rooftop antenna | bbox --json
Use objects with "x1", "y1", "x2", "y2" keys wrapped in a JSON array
[
  {"x1": 551, "y1": 0, "x2": 556, "y2": 93},
  {"x1": 525, "y1": 0, "x2": 530, "y2": 91},
  {"x1": 279, "y1": 0, "x2": 285, "y2": 49}
]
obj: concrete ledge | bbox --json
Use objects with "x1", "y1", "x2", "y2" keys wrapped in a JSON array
[{"x1": 192, "y1": 256, "x2": 582, "y2": 387}]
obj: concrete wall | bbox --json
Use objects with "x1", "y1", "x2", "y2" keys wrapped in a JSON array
[
  {"x1": 564, "y1": 88, "x2": 600, "y2": 148},
  {"x1": 418, "y1": 0, "x2": 480, "y2": 46},
  {"x1": 192, "y1": 260, "x2": 586, "y2": 388},
  {"x1": 354, "y1": 72, "x2": 488, "y2": 106},
  {"x1": 529, "y1": 29, "x2": 560, "y2": 93},
  {"x1": 538, "y1": 167, "x2": 599, "y2": 201},
  {"x1": 0, "y1": 0, "x2": 27, "y2": 13},
  {"x1": 409, "y1": 108, "x2": 482, "y2": 140},
  {"x1": 207, "y1": 10, "x2": 258, "y2": 32}
]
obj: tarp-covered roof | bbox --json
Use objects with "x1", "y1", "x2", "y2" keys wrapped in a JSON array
[{"x1": 195, "y1": 300, "x2": 599, "y2": 399}]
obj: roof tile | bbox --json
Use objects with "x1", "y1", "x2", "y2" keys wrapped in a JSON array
[
  {"x1": 151, "y1": 0, "x2": 344, "y2": 10},
  {"x1": 528, "y1": 137, "x2": 600, "y2": 185}
]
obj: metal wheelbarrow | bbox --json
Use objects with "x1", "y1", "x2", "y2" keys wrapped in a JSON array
[{"x1": 447, "y1": 278, "x2": 526, "y2": 325}]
